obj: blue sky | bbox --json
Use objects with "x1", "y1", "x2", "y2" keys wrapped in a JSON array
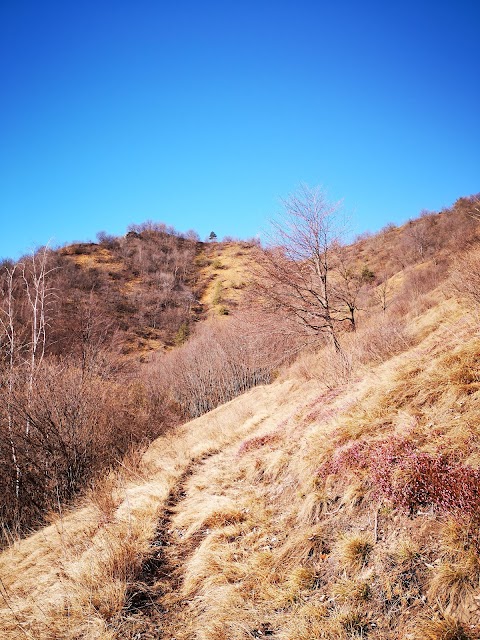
[{"x1": 1, "y1": 0, "x2": 479, "y2": 259}]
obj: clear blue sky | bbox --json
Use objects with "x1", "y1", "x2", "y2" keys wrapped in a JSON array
[{"x1": 1, "y1": 0, "x2": 479, "y2": 259}]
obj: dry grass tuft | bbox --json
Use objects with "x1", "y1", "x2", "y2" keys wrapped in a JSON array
[
  {"x1": 440, "y1": 518, "x2": 480, "y2": 558},
  {"x1": 281, "y1": 602, "x2": 329, "y2": 639},
  {"x1": 389, "y1": 535, "x2": 420, "y2": 568},
  {"x1": 202, "y1": 507, "x2": 247, "y2": 529},
  {"x1": 330, "y1": 605, "x2": 371, "y2": 637},
  {"x1": 332, "y1": 577, "x2": 372, "y2": 604},
  {"x1": 445, "y1": 347, "x2": 480, "y2": 394},
  {"x1": 335, "y1": 532, "x2": 374, "y2": 573},
  {"x1": 276, "y1": 525, "x2": 330, "y2": 568},
  {"x1": 89, "y1": 579, "x2": 127, "y2": 620},
  {"x1": 274, "y1": 566, "x2": 317, "y2": 606},
  {"x1": 412, "y1": 615, "x2": 477, "y2": 640},
  {"x1": 427, "y1": 556, "x2": 480, "y2": 613}
]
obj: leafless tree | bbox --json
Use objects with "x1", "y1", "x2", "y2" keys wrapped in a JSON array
[
  {"x1": 470, "y1": 195, "x2": 480, "y2": 222},
  {"x1": 254, "y1": 184, "x2": 347, "y2": 351},
  {"x1": 450, "y1": 245, "x2": 480, "y2": 307},
  {"x1": 401, "y1": 213, "x2": 441, "y2": 265},
  {"x1": 21, "y1": 247, "x2": 55, "y2": 435},
  {"x1": 0, "y1": 264, "x2": 21, "y2": 499},
  {"x1": 331, "y1": 249, "x2": 373, "y2": 331},
  {"x1": 373, "y1": 273, "x2": 394, "y2": 314}
]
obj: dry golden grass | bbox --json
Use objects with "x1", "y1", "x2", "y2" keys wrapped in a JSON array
[
  {"x1": 280, "y1": 602, "x2": 329, "y2": 640},
  {"x1": 70, "y1": 247, "x2": 122, "y2": 271},
  {"x1": 0, "y1": 382, "x2": 296, "y2": 639},
  {"x1": 411, "y1": 616, "x2": 478, "y2": 640},
  {"x1": 197, "y1": 242, "x2": 256, "y2": 315},
  {"x1": 1, "y1": 276, "x2": 480, "y2": 638},
  {"x1": 428, "y1": 556, "x2": 480, "y2": 618},
  {"x1": 334, "y1": 532, "x2": 374, "y2": 573},
  {"x1": 332, "y1": 576, "x2": 372, "y2": 604}
]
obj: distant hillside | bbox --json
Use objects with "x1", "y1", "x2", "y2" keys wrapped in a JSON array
[{"x1": 44, "y1": 227, "x2": 257, "y2": 358}]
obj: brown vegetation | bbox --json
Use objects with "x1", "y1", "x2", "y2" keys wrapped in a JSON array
[
  {"x1": 1, "y1": 193, "x2": 480, "y2": 638},
  {"x1": 0, "y1": 227, "x2": 273, "y2": 541}
]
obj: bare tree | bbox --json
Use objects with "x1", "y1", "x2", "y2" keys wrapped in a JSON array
[
  {"x1": 254, "y1": 184, "x2": 346, "y2": 351},
  {"x1": 401, "y1": 214, "x2": 438, "y2": 264},
  {"x1": 21, "y1": 247, "x2": 55, "y2": 435},
  {"x1": 450, "y1": 245, "x2": 480, "y2": 307},
  {"x1": 373, "y1": 274, "x2": 394, "y2": 314},
  {"x1": 470, "y1": 195, "x2": 480, "y2": 222},
  {"x1": 0, "y1": 264, "x2": 21, "y2": 499},
  {"x1": 0, "y1": 248, "x2": 54, "y2": 512}
]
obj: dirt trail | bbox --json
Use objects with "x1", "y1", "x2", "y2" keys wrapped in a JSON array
[{"x1": 117, "y1": 448, "x2": 231, "y2": 638}]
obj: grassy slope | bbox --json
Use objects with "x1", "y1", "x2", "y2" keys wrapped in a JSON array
[
  {"x1": 195, "y1": 241, "x2": 256, "y2": 316},
  {"x1": 1, "y1": 203, "x2": 480, "y2": 639},
  {"x1": 153, "y1": 298, "x2": 480, "y2": 640},
  {"x1": 1, "y1": 289, "x2": 479, "y2": 638}
]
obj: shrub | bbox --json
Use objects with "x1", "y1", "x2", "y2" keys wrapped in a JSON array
[
  {"x1": 361, "y1": 265, "x2": 375, "y2": 282},
  {"x1": 318, "y1": 436, "x2": 480, "y2": 522},
  {"x1": 318, "y1": 440, "x2": 372, "y2": 478},
  {"x1": 237, "y1": 432, "x2": 281, "y2": 456},
  {"x1": 152, "y1": 318, "x2": 276, "y2": 419},
  {"x1": 174, "y1": 321, "x2": 190, "y2": 346},
  {"x1": 212, "y1": 281, "x2": 223, "y2": 305},
  {"x1": 371, "y1": 442, "x2": 480, "y2": 517}
]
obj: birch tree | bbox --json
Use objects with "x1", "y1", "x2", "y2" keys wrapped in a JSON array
[
  {"x1": 0, "y1": 264, "x2": 21, "y2": 499},
  {"x1": 21, "y1": 246, "x2": 54, "y2": 435}
]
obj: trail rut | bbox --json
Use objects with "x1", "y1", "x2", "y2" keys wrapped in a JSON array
[{"x1": 117, "y1": 449, "x2": 223, "y2": 639}]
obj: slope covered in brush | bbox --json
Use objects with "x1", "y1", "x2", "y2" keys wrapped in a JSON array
[
  {"x1": 1, "y1": 195, "x2": 480, "y2": 639},
  {"x1": 1, "y1": 268, "x2": 479, "y2": 638},
  {"x1": 0, "y1": 225, "x2": 259, "y2": 542}
]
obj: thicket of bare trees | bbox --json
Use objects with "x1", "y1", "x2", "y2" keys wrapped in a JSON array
[
  {"x1": 152, "y1": 313, "x2": 294, "y2": 419},
  {"x1": 0, "y1": 229, "x2": 285, "y2": 543},
  {"x1": 0, "y1": 229, "x2": 199, "y2": 542},
  {"x1": 42, "y1": 226, "x2": 200, "y2": 357}
]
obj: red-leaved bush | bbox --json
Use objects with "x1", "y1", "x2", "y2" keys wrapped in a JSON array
[{"x1": 319, "y1": 437, "x2": 480, "y2": 520}]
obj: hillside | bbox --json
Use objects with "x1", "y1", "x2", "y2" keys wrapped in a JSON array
[
  {"x1": 0, "y1": 228, "x2": 261, "y2": 543},
  {"x1": 1, "y1": 196, "x2": 480, "y2": 638},
  {"x1": 53, "y1": 228, "x2": 257, "y2": 357}
]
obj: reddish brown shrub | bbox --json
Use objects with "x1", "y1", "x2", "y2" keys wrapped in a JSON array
[
  {"x1": 318, "y1": 436, "x2": 480, "y2": 521},
  {"x1": 317, "y1": 440, "x2": 373, "y2": 478}
]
